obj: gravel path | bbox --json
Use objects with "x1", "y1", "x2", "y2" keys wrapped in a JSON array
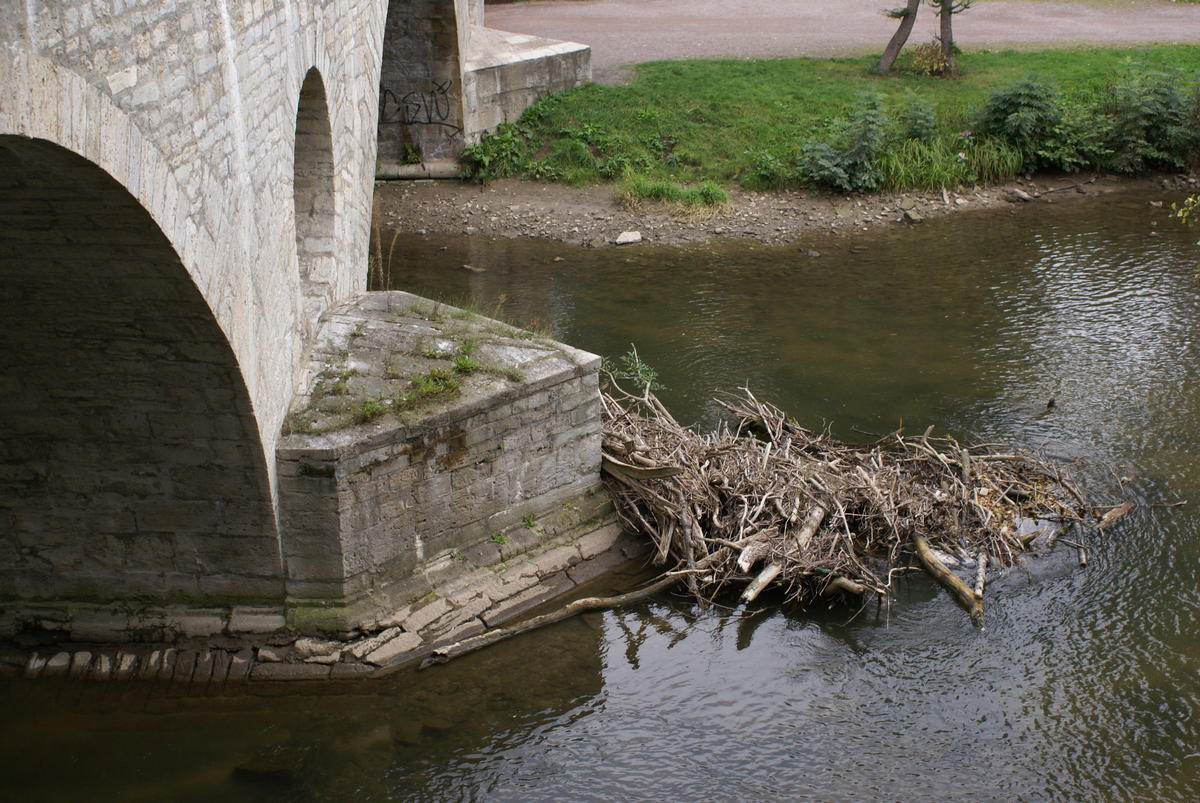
[{"x1": 487, "y1": 0, "x2": 1200, "y2": 84}]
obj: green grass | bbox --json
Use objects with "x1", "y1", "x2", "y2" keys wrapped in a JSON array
[{"x1": 460, "y1": 46, "x2": 1200, "y2": 198}]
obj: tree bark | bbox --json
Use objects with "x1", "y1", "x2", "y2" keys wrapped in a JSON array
[
  {"x1": 876, "y1": 0, "x2": 922, "y2": 74},
  {"x1": 939, "y1": 1, "x2": 956, "y2": 75},
  {"x1": 913, "y1": 533, "x2": 982, "y2": 624}
]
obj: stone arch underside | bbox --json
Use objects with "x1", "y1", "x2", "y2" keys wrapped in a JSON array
[
  {"x1": 0, "y1": 136, "x2": 283, "y2": 613},
  {"x1": 294, "y1": 67, "x2": 338, "y2": 323}
]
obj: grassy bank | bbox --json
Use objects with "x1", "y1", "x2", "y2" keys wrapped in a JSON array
[{"x1": 461, "y1": 46, "x2": 1200, "y2": 201}]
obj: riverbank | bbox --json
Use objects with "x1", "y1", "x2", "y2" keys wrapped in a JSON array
[{"x1": 373, "y1": 171, "x2": 1199, "y2": 248}]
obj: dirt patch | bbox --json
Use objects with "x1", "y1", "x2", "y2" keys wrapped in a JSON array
[{"x1": 373, "y1": 172, "x2": 1198, "y2": 248}]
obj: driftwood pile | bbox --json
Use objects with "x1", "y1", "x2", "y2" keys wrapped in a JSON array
[{"x1": 600, "y1": 382, "x2": 1094, "y2": 625}]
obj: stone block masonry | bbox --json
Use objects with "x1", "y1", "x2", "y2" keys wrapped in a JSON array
[
  {"x1": 376, "y1": 0, "x2": 590, "y2": 175},
  {"x1": 277, "y1": 291, "x2": 618, "y2": 634},
  {"x1": 7, "y1": 525, "x2": 647, "y2": 686},
  {"x1": 0, "y1": 1, "x2": 385, "y2": 634},
  {"x1": 0, "y1": 1, "x2": 599, "y2": 649}
]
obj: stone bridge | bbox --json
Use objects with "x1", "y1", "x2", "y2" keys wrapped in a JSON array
[{"x1": 0, "y1": 1, "x2": 595, "y2": 641}]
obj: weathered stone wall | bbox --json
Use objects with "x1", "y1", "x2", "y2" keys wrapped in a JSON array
[
  {"x1": 0, "y1": 1, "x2": 385, "y2": 632},
  {"x1": 277, "y1": 292, "x2": 608, "y2": 632},
  {"x1": 0, "y1": 139, "x2": 280, "y2": 613},
  {"x1": 0, "y1": 1, "x2": 605, "y2": 643},
  {"x1": 461, "y1": 28, "x2": 591, "y2": 145},
  {"x1": 376, "y1": 0, "x2": 590, "y2": 173},
  {"x1": 378, "y1": 0, "x2": 467, "y2": 167}
]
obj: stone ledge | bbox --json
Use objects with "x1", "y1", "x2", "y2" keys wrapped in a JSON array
[{"x1": 6, "y1": 525, "x2": 650, "y2": 687}]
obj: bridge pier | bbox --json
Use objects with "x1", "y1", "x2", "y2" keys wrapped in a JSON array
[{"x1": 277, "y1": 291, "x2": 618, "y2": 634}]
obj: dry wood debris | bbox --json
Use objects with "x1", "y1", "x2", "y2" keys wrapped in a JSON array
[{"x1": 601, "y1": 380, "x2": 1094, "y2": 625}]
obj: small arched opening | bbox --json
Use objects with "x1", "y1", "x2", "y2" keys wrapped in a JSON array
[{"x1": 294, "y1": 67, "x2": 337, "y2": 323}]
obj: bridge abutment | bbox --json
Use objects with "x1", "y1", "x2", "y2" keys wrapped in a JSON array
[
  {"x1": 377, "y1": 0, "x2": 590, "y2": 176},
  {"x1": 0, "y1": 2, "x2": 615, "y2": 653}
]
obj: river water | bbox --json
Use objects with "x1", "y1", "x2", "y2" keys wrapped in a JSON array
[{"x1": 3, "y1": 190, "x2": 1199, "y2": 801}]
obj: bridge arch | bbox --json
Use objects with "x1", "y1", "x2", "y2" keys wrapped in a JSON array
[
  {"x1": 294, "y1": 67, "x2": 338, "y2": 323},
  {"x1": 0, "y1": 135, "x2": 283, "y2": 612}
]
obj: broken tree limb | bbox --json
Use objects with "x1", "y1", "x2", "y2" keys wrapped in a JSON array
[
  {"x1": 913, "y1": 533, "x2": 984, "y2": 626},
  {"x1": 737, "y1": 540, "x2": 771, "y2": 573},
  {"x1": 822, "y1": 574, "x2": 866, "y2": 597},
  {"x1": 601, "y1": 453, "x2": 684, "y2": 480},
  {"x1": 741, "y1": 501, "x2": 828, "y2": 603},
  {"x1": 1096, "y1": 501, "x2": 1134, "y2": 530},
  {"x1": 420, "y1": 571, "x2": 684, "y2": 669},
  {"x1": 741, "y1": 563, "x2": 783, "y2": 603}
]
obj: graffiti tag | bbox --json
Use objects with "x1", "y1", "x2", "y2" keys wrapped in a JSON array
[{"x1": 379, "y1": 80, "x2": 462, "y2": 133}]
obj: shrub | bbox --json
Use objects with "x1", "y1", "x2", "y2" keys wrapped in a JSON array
[
  {"x1": 896, "y1": 96, "x2": 940, "y2": 142},
  {"x1": 1033, "y1": 96, "x2": 1110, "y2": 172},
  {"x1": 906, "y1": 39, "x2": 950, "y2": 77},
  {"x1": 973, "y1": 77, "x2": 1063, "y2": 170},
  {"x1": 1103, "y1": 67, "x2": 1200, "y2": 172},
  {"x1": 798, "y1": 94, "x2": 888, "y2": 191}
]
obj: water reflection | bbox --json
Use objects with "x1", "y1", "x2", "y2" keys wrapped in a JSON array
[
  {"x1": 373, "y1": 190, "x2": 1200, "y2": 800},
  {"x1": 3, "y1": 191, "x2": 1199, "y2": 801}
]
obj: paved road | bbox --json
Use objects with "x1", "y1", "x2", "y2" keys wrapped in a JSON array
[{"x1": 487, "y1": 0, "x2": 1200, "y2": 83}]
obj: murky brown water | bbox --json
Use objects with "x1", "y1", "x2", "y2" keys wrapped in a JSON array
[{"x1": 3, "y1": 190, "x2": 1199, "y2": 801}]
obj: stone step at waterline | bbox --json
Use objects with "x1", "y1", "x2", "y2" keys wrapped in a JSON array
[{"x1": 10, "y1": 524, "x2": 647, "y2": 688}]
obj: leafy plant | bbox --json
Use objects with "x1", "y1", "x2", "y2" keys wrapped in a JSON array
[
  {"x1": 397, "y1": 368, "x2": 461, "y2": 409},
  {"x1": 798, "y1": 93, "x2": 888, "y2": 191},
  {"x1": 742, "y1": 149, "x2": 788, "y2": 191},
  {"x1": 522, "y1": 514, "x2": 537, "y2": 529},
  {"x1": 1174, "y1": 194, "x2": 1200, "y2": 273},
  {"x1": 460, "y1": 123, "x2": 527, "y2": 182},
  {"x1": 490, "y1": 532, "x2": 508, "y2": 545},
  {"x1": 1175, "y1": 194, "x2": 1199, "y2": 226},
  {"x1": 1103, "y1": 67, "x2": 1200, "y2": 172},
  {"x1": 602, "y1": 346, "x2": 663, "y2": 392},
  {"x1": 352, "y1": 394, "x2": 388, "y2": 424},
  {"x1": 973, "y1": 77, "x2": 1063, "y2": 170},
  {"x1": 453, "y1": 353, "x2": 478, "y2": 374}
]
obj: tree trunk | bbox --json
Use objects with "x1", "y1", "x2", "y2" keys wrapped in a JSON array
[
  {"x1": 939, "y1": 1, "x2": 956, "y2": 75},
  {"x1": 876, "y1": 0, "x2": 922, "y2": 74}
]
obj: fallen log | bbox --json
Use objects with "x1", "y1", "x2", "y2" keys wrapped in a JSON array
[
  {"x1": 913, "y1": 533, "x2": 984, "y2": 626},
  {"x1": 420, "y1": 571, "x2": 683, "y2": 669}
]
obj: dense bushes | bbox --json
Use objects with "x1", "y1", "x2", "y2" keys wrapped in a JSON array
[
  {"x1": 974, "y1": 69, "x2": 1200, "y2": 174},
  {"x1": 794, "y1": 67, "x2": 1199, "y2": 192}
]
